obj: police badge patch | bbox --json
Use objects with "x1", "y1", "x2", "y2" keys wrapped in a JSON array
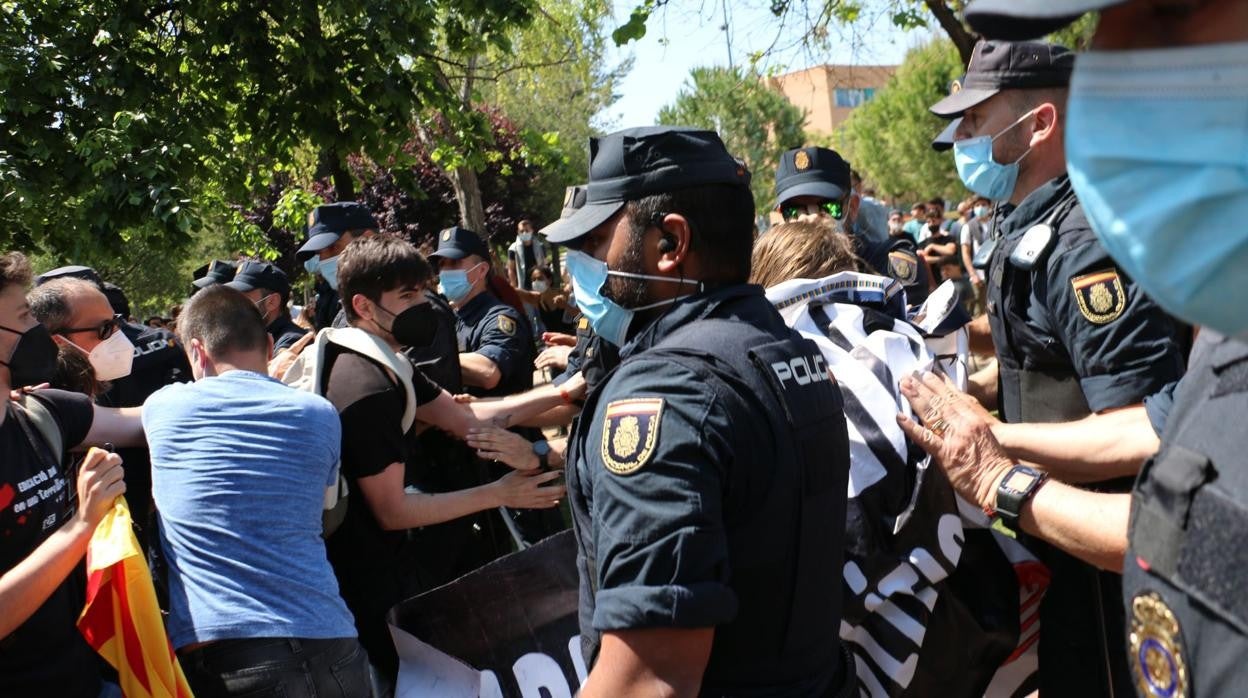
[
  {"x1": 888, "y1": 250, "x2": 919, "y2": 285},
  {"x1": 497, "y1": 315, "x2": 516, "y2": 336},
  {"x1": 1129, "y1": 591, "x2": 1188, "y2": 698},
  {"x1": 601, "y1": 398, "x2": 663, "y2": 475},
  {"x1": 794, "y1": 150, "x2": 811, "y2": 171},
  {"x1": 1071, "y1": 268, "x2": 1126, "y2": 324}
]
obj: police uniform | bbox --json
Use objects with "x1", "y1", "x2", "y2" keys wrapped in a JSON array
[
  {"x1": 775, "y1": 146, "x2": 931, "y2": 305},
  {"x1": 549, "y1": 126, "x2": 854, "y2": 695},
  {"x1": 453, "y1": 292, "x2": 533, "y2": 399},
  {"x1": 928, "y1": 40, "x2": 1187, "y2": 697},
  {"x1": 226, "y1": 260, "x2": 308, "y2": 354},
  {"x1": 554, "y1": 315, "x2": 619, "y2": 394}
]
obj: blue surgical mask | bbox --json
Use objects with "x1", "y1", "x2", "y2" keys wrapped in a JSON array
[
  {"x1": 439, "y1": 262, "x2": 483, "y2": 304},
  {"x1": 519, "y1": 232, "x2": 533, "y2": 243},
  {"x1": 1066, "y1": 41, "x2": 1248, "y2": 339},
  {"x1": 303, "y1": 256, "x2": 320, "y2": 275},
  {"x1": 973, "y1": 205, "x2": 989, "y2": 219},
  {"x1": 320, "y1": 255, "x2": 340, "y2": 291},
  {"x1": 953, "y1": 110, "x2": 1035, "y2": 201},
  {"x1": 564, "y1": 249, "x2": 700, "y2": 346}
]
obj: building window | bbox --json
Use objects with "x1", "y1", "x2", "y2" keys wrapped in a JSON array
[{"x1": 834, "y1": 88, "x2": 876, "y2": 108}]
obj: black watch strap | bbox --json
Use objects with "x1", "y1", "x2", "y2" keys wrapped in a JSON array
[{"x1": 994, "y1": 464, "x2": 1047, "y2": 531}]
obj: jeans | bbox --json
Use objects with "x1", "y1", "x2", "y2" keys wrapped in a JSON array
[{"x1": 179, "y1": 637, "x2": 372, "y2": 697}]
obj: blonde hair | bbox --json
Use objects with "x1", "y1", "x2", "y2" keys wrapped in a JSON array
[{"x1": 750, "y1": 221, "x2": 862, "y2": 289}]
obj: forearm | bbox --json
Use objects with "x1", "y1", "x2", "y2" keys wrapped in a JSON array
[
  {"x1": 581, "y1": 628, "x2": 712, "y2": 698},
  {"x1": 459, "y1": 353, "x2": 501, "y2": 389},
  {"x1": 380, "y1": 484, "x2": 500, "y2": 530},
  {"x1": 469, "y1": 382, "x2": 572, "y2": 428},
  {"x1": 994, "y1": 405, "x2": 1157, "y2": 483},
  {"x1": 517, "y1": 404, "x2": 580, "y2": 429},
  {"x1": 1018, "y1": 481, "x2": 1130, "y2": 572},
  {"x1": 0, "y1": 518, "x2": 92, "y2": 637},
  {"x1": 961, "y1": 245, "x2": 979, "y2": 282}
]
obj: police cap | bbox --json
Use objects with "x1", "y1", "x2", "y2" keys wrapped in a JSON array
[
  {"x1": 428, "y1": 226, "x2": 491, "y2": 262},
  {"x1": 775, "y1": 147, "x2": 851, "y2": 207},
  {"x1": 35, "y1": 265, "x2": 103, "y2": 287},
  {"x1": 539, "y1": 185, "x2": 588, "y2": 241},
  {"x1": 192, "y1": 259, "x2": 238, "y2": 289},
  {"x1": 929, "y1": 40, "x2": 1074, "y2": 118},
  {"x1": 225, "y1": 260, "x2": 291, "y2": 296},
  {"x1": 544, "y1": 126, "x2": 750, "y2": 244},
  {"x1": 296, "y1": 201, "x2": 378, "y2": 261},
  {"x1": 964, "y1": 0, "x2": 1124, "y2": 40},
  {"x1": 932, "y1": 118, "x2": 961, "y2": 153}
]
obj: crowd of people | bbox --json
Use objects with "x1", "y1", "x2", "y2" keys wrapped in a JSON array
[{"x1": 3, "y1": 0, "x2": 1246, "y2": 696}]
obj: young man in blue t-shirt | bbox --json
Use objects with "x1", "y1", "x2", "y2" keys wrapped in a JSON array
[{"x1": 143, "y1": 285, "x2": 368, "y2": 695}]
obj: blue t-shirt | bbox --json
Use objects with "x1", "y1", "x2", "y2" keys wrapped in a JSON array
[{"x1": 144, "y1": 370, "x2": 355, "y2": 648}]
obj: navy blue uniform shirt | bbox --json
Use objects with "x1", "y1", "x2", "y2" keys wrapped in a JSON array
[{"x1": 455, "y1": 292, "x2": 534, "y2": 398}]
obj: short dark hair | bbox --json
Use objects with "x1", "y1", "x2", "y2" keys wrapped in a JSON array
[
  {"x1": 178, "y1": 285, "x2": 269, "y2": 358},
  {"x1": 0, "y1": 252, "x2": 32, "y2": 293},
  {"x1": 624, "y1": 183, "x2": 755, "y2": 284},
  {"x1": 28, "y1": 278, "x2": 101, "y2": 333},
  {"x1": 337, "y1": 235, "x2": 433, "y2": 322},
  {"x1": 927, "y1": 198, "x2": 944, "y2": 209}
]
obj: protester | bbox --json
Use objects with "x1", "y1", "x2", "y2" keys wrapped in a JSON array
[
  {"x1": 959, "y1": 194, "x2": 993, "y2": 315},
  {"x1": 225, "y1": 260, "x2": 308, "y2": 355},
  {"x1": 506, "y1": 218, "x2": 550, "y2": 292},
  {"x1": 143, "y1": 285, "x2": 367, "y2": 696},
  {"x1": 927, "y1": 35, "x2": 1188, "y2": 696},
  {"x1": 545, "y1": 126, "x2": 854, "y2": 696},
  {"x1": 0, "y1": 251, "x2": 145, "y2": 696},
  {"x1": 903, "y1": 202, "x2": 926, "y2": 241},
  {"x1": 321, "y1": 235, "x2": 564, "y2": 683}
]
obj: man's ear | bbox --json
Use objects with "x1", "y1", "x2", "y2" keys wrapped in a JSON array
[
  {"x1": 350, "y1": 293, "x2": 374, "y2": 324},
  {"x1": 1031, "y1": 102, "x2": 1060, "y2": 146},
  {"x1": 848, "y1": 193, "x2": 861, "y2": 223},
  {"x1": 655, "y1": 213, "x2": 692, "y2": 274}
]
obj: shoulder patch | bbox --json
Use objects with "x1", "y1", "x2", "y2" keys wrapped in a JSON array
[
  {"x1": 888, "y1": 250, "x2": 919, "y2": 285},
  {"x1": 601, "y1": 398, "x2": 663, "y2": 475},
  {"x1": 578, "y1": 316, "x2": 589, "y2": 331},
  {"x1": 497, "y1": 314, "x2": 516, "y2": 336},
  {"x1": 1071, "y1": 268, "x2": 1126, "y2": 324}
]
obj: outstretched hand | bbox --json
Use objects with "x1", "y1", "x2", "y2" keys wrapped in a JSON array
[{"x1": 896, "y1": 371, "x2": 1012, "y2": 511}]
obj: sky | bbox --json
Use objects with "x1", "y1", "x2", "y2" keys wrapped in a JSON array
[{"x1": 596, "y1": 1, "x2": 939, "y2": 129}]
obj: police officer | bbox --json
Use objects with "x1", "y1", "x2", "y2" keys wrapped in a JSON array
[
  {"x1": 545, "y1": 126, "x2": 853, "y2": 696},
  {"x1": 902, "y1": 1, "x2": 1248, "y2": 696},
  {"x1": 225, "y1": 260, "x2": 307, "y2": 355},
  {"x1": 295, "y1": 201, "x2": 378, "y2": 329},
  {"x1": 927, "y1": 36, "x2": 1187, "y2": 697},
  {"x1": 775, "y1": 146, "x2": 931, "y2": 305},
  {"x1": 428, "y1": 226, "x2": 533, "y2": 399},
  {"x1": 191, "y1": 259, "x2": 237, "y2": 293}
]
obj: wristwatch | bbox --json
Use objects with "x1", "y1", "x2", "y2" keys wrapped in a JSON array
[
  {"x1": 993, "y1": 464, "x2": 1048, "y2": 532},
  {"x1": 532, "y1": 440, "x2": 551, "y2": 471}
]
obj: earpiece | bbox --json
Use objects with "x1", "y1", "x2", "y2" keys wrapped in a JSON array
[{"x1": 658, "y1": 233, "x2": 677, "y2": 254}]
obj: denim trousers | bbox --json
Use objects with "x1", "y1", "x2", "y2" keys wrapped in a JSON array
[{"x1": 179, "y1": 636, "x2": 372, "y2": 697}]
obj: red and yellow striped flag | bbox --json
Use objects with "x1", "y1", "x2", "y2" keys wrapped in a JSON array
[{"x1": 78, "y1": 495, "x2": 194, "y2": 698}]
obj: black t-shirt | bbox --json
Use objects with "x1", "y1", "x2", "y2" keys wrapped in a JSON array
[
  {"x1": 0, "y1": 390, "x2": 101, "y2": 697},
  {"x1": 520, "y1": 245, "x2": 537, "y2": 290},
  {"x1": 321, "y1": 349, "x2": 441, "y2": 676}
]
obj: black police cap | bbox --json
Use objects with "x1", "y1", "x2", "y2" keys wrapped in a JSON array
[
  {"x1": 544, "y1": 126, "x2": 750, "y2": 244},
  {"x1": 428, "y1": 226, "x2": 491, "y2": 262},
  {"x1": 296, "y1": 201, "x2": 378, "y2": 261},
  {"x1": 192, "y1": 259, "x2": 238, "y2": 289},
  {"x1": 930, "y1": 40, "x2": 1074, "y2": 118},
  {"x1": 539, "y1": 185, "x2": 588, "y2": 242},
  {"x1": 34, "y1": 265, "x2": 103, "y2": 287},
  {"x1": 226, "y1": 260, "x2": 291, "y2": 296},
  {"x1": 965, "y1": 0, "x2": 1124, "y2": 40},
  {"x1": 931, "y1": 118, "x2": 961, "y2": 152},
  {"x1": 775, "y1": 147, "x2": 851, "y2": 207}
]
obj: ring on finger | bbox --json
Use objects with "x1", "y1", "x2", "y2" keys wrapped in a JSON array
[{"x1": 928, "y1": 418, "x2": 947, "y2": 437}]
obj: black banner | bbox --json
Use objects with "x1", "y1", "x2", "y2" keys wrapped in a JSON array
[{"x1": 387, "y1": 531, "x2": 583, "y2": 697}]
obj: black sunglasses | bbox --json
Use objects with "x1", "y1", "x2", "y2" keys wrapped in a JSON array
[
  {"x1": 782, "y1": 200, "x2": 845, "y2": 222},
  {"x1": 60, "y1": 314, "x2": 124, "y2": 341}
]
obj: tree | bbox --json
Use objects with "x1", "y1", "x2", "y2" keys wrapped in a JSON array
[
  {"x1": 837, "y1": 38, "x2": 965, "y2": 202},
  {"x1": 657, "y1": 66, "x2": 806, "y2": 214},
  {"x1": 0, "y1": 0, "x2": 537, "y2": 254}
]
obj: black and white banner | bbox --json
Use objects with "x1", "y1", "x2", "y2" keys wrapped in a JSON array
[{"x1": 767, "y1": 273, "x2": 1045, "y2": 698}]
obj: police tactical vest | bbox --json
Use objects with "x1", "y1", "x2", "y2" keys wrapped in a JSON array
[
  {"x1": 1124, "y1": 333, "x2": 1248, "y2": 698},
  {"x1": 571, "y1": 313, "x2": 853, "y2": 694},
  {"x1": 987, "y1": 193, "x2": 1087, "y2": 424}
]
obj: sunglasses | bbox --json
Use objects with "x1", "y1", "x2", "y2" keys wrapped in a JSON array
[
  {"x1": 782, "y1": 200, "x2": 845, "y2": 222},
  {"x1": 60, "y1": 314, "x2": 123, "y2": 341}
]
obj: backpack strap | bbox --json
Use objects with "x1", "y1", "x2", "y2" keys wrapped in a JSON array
[
  {"x1": 17, "y1": 393, "x2": 65, "y2": 467},
  {"x1": 321, "y1": 327, "x2": 418, "y2": 433}
]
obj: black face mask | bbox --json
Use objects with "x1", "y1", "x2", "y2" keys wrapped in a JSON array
[
  {"x1": 0, "y1": 323, "x2": 59, "y2": 388},
  {"x1": 377, "y1": 302, "x2": 438, "y2": 349}
]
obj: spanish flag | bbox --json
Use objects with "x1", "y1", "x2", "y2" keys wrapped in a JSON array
[{"x1": 78, "y1": 496, "x2": 194, "y2": 698}]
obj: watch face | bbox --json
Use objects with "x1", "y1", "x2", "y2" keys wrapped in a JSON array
[
  {"x1": 533, "y1": 440, "x2": 551, "y2": 457},
  {"x1": 1004, "y1": 469, "x2": 1039, "y2": 494}
]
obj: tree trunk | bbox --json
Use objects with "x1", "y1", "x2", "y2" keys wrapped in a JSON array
[
  {"x1": 925, "y1": 0, "x2": 977, "y2": 65},
  {"x1": 448, "y1": 165, "x2": 486, "y2": 233},
  {"x1": 319, "y1": 146, "x2": 356, "y2": 201}
]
